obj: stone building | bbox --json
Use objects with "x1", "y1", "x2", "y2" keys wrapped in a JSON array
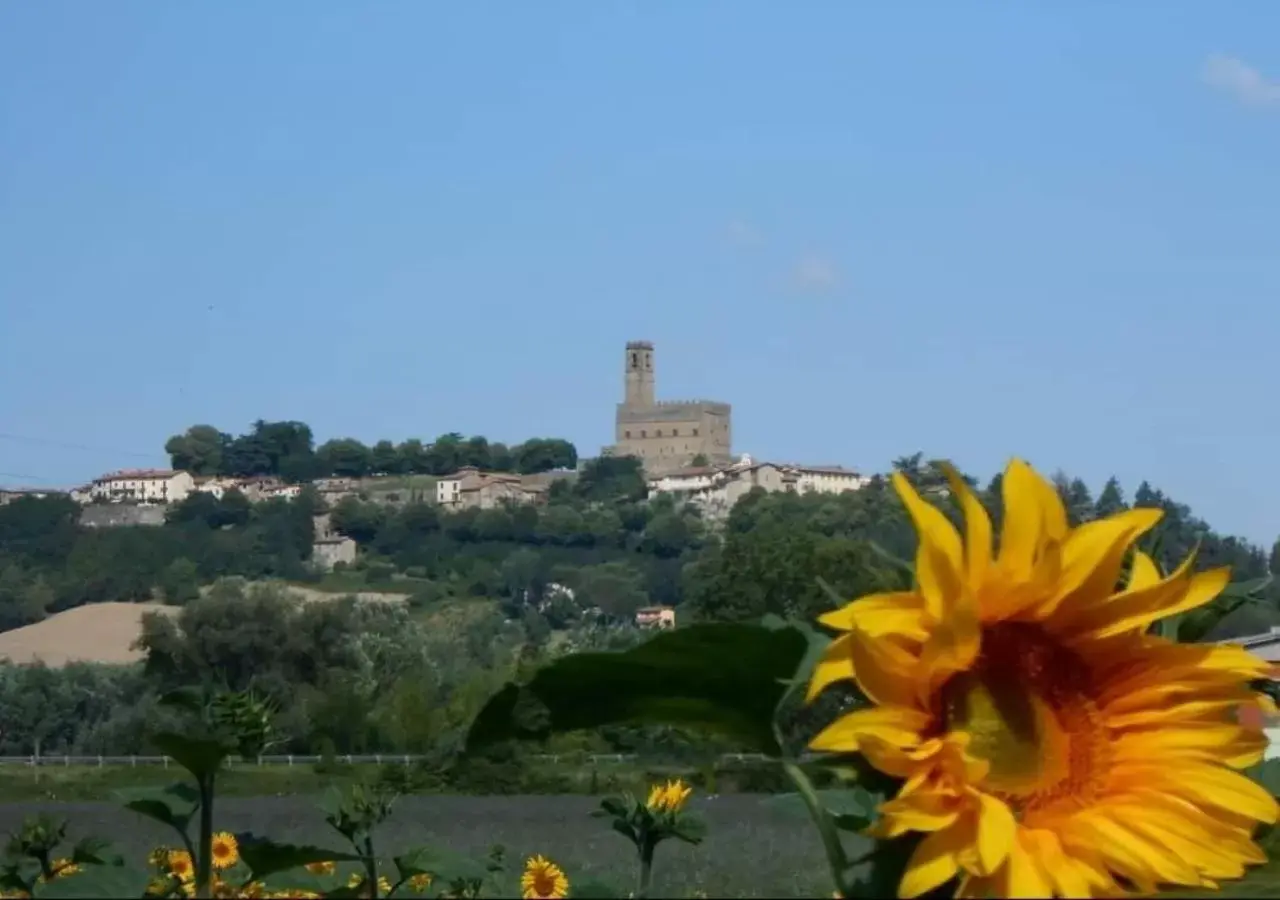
[
  {"x1": 611, "y1": 340, "x2": 732, "y2": 476},
  {"x1": 435, "y1": 466, "x2": 547, "y2": 511}
]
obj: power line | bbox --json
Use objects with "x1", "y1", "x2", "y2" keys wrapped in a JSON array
[{"x1": 0, "y1": 432, "x2": 160, "y2": 460}]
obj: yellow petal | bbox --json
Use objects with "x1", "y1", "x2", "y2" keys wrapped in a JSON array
[
  {"x1": 878, "y1": 791, "x2": 963, "y2": 835},
  {"x1": 915, "y1": 593, "x2": 980, "y2": 704},
  {"x1": 1105, "y1": 697, "x2": 1246, "y2": 729},
  {"x1": 848, "y1": 627, "x2": 922, "y2": 710},
  {"x1": 1039, "y1": 509, "x2": 1163, "y2": 617},
  {"x1": 898, "y1": 826, "x2": 964, "y2": 899},
  {"x1": 1143, "y1": 763, "x2": 1280, "y2": 823},
  {"x1": 998, "y1": 459, "x2": 1067, "y2": 581},
  {"x1": 808, "y1": 706, "x2": 932, "y2": 754},
  {"x1": 972, "y1": 792, "x2": 1016, "y2": 876},
  {"x1": 1128, "y1": 550, "x2": 1162, "y2": 590},
  {"x1": 1022, "y1": 830, "x2": 1091, "y2": 899},
  {"x1": 806, "y1": 634, "x2": 856, "y2": 702},
  {"x1": 816, "y1": 593, "x2": 929, "y2": 641},
  {"x1": 938, "y1": 461, "x2": 992, "y2": 586},
  {"x1": 995, "y1": 830, "x2": 1054, "y2": 900},
  {"x1": 1060, "y1": 551, "x2": 1201, "y2": 640},
  {"x1": 891, "y1": 472, "x2": 964, "y2": 622}
]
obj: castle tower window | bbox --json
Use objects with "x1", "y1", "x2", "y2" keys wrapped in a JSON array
[
  {"x1": 672, "y1": 428, "x2": 679, "y2": 436},
  {"x1": 692, "y1": 429, "x2": 699, "y2": 436},
  {"x1": 641, "y1": 430, "x2": 647, "y2": 438},
  {"x1": 656, "y1": 429, "x2": 662, "y2": 437},
  {"x1": 625, "y1": 430, "x2": 631, "y2": 438}
]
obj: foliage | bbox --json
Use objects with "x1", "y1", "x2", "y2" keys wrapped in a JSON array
[{"x1": 164, "y1": 420, "x2": 578, "y2": 480}]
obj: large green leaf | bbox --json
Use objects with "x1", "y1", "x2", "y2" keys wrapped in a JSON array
[
  {"x1": 149, "y1": 732, "x2": 229, "y2": 780},
  {"x1": 393, "y1": 847, "x2": 491, "y2": 885},
  {"x1": 118, "y1": 783, "x2": 201, "y2": 837},
  {"x1": 234, "y1": 836, "x2": 360, "y2": 881},
  {"x1": 465, "y1": 621, "x2": 809, "y2": 756}
]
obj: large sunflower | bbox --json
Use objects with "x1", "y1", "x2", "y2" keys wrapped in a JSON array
[{"x1": 807, "y1": 459, "x2": 1279, "y2": 898}]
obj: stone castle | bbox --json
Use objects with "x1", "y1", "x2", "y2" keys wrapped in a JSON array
[{"x1": 610, "y1": 340, "x2": 733, "y2": 476}]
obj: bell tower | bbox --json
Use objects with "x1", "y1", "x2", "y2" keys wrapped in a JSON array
[{"x1": 624, "y1": 340, "x2": 655, "y2": 408}]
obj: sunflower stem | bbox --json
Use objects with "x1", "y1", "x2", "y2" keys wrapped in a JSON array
[
  {"x1": 782, "y1": 760, "x2": 850, "y2": 897},
  {"x1": 635, "y1": 834, "x2": 657, "y2": 899},
  {"x1": 195, "y1": 772, "x2": 215, "y2": 900}
]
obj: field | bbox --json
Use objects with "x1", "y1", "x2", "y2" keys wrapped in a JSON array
[
  {"x1": 0, "y1": 794, "x2": 836, "y2": 898},
  {"x1": 1, "y1": 785, "x2": 1277, "y2": 897}
]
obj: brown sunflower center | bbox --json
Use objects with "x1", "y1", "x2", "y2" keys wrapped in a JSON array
[{"x1": 939, "y1": 622, "x2": 1108, "y2": 820}]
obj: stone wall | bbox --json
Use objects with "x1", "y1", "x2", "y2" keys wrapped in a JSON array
[{"x1": 79, "y1": 504, "x2": 165, "y2": 528}]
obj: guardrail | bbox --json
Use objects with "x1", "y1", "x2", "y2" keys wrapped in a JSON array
[{"x1": 0, "y1": 752, "x2": 786, "y2": 768}]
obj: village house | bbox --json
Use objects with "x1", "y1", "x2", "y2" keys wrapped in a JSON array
[
  {"x1": 646, "y1": 454, "x2": 870, "y2": 520},
  {"x1": 88, "y1": 469, "x2": 195, "y2": 505},
  {"x1": 635, "y1": 605, "x2": 676, "y2": 629},
  {"x1": 0, "y1": 487, "x2": 67, "y2": 505},
  {"x1": 435, "y1": 466, "x2": 546, "y2": 511},
  {"x1": 311, "y1": 513, "x2": 357, "y2": 571},
  {"x1": 191, "y1": 476, "x2": 244, "y2": 500}
]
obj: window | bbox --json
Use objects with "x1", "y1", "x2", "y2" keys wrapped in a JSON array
[
  {"x1": 630, "y1": 352, "x2": 638, "y2": 367},
  {"x1": 656, "y1": 429, "x2": 663, "y2": 437},
  {"x1": 641, "y1": 430, "x2": 647, "y2": 438},
  {"x1": 672, "y1": 428, "x2": 679, "y2": 436},
  {"x1": 692, "y1": 428, "x2": 699, "y2": 437},
  {"x1": 625, "y1": 430, "x2": 631, "y2": 438}
]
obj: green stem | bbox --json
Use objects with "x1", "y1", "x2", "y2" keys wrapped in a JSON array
[
  {"x1": 196, "y1": 773, "x2": 215, "y2": 900},
  {"x1": 636, "y1": 835, "x2": 656, "y2": 899},
  {"x1": 363, "y1": 835, "x2": 378, "y2": 899},
  {"x1": 782, "y1": 760, "x2": 849, "y2": 898}
]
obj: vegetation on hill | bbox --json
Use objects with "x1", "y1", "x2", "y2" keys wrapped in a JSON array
[
  {"x1": 0, "y1": 449, "x2": 1278, "y2": 765},
  {"x1": 163, "y1": 420, "x2": 578, "y2": 481}
]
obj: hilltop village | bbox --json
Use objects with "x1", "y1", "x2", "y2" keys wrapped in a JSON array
[{"x1": 0, "y1": 341, "x2": 871, "y2": 577}]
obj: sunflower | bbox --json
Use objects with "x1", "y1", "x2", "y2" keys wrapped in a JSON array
[
  {"x1": 407, "y1": 872, "x2": 433, "y2": 893},
  {"x1": 167, "y1": 849, "x2": 195, "y2": 882},
  {"x1": 807, "y1": 458, "x2": 1279, "y2": 898},
  {"x1": 304, "y1": 861, "x2": 336, "y2": 876},
  {"x1": 211, "y1": 832, "x2": 240, "y2": 870},
  {"x1": 646, "y1": 778, "x2": 694, "y2": 814},
  {"x1": 521, "y1": 855, "x2": 570, "y2": 900}
]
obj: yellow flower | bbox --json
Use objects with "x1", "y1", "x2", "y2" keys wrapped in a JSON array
[
  {"x1": 645, "y1": 778, "x2": 693, "y2": 814},
  {"x1": 407, "y1": 872, "x2": 433, "y2": 892},
  {"x1": 304, "y1": 860, "x2": 336, "y2": 875},
  {"x1": 149, "y1": 847, "x2": 171, "y2": 869},
  {"x1": 346, "y1": 873, "x2": 362, "y2": 889},
  {"x1": 211, "y1": 832, "x2": 240, "y2": 870},
  {"x1": 807, "y1": 458, "x2": 1280, "y2": 898},
  {"x1": 167, "y1": 849, "x2": 195, "y2": 882},
  {"x1": 50, "y1": 857, "x2": 80, "y2": 879},
  {"x1": 237, "y1": 882, "x2": 267, "y2": 899},
  {"x1": 521, "y1": 855, "x2": 569, "y2": 899},
  {"x1": 344, "y1": 874, "x2": 390, "y2": 896}
]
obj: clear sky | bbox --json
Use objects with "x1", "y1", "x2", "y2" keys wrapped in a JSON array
[{"x1": 2, "y1": 2, "x2": 1279, "y2": 545}]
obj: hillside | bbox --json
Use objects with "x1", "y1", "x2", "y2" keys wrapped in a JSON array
[
  {"x1": 0, "y1": 584, "x2": 408, "y2": 668},
  {"x1": 0, "y1": 602, "x2": 177, "y2": 666}
]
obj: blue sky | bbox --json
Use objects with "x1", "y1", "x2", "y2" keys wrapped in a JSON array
[{"x1": 3, "y1": 2, "x2": 1279, "y2": 544}]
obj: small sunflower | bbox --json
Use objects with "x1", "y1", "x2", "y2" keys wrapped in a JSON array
[
  {"x1": 645, "y1": 778, "x2": 693, "y2": 814},
  {"x1": 407, "y1": 872, "x2": 433, "y2": 893},
  {"x1": 521, "y1": 855, "x2": 569, "y2": 900},
  {"x1": 167, "y1": 849, "x2": 195, "y2": 882},
  {"x1": 304, "y1": 860, "x2": 336, "y2": 876},
  {"x1": 148, "y1": 847, "x2": 170, "y2": 870},
  {"x1": 211, "y1": 831, "x2": 240, "y2": 870},
  {"x1": 807, "y1": 458, "x2": 1280, "y2": 897}
]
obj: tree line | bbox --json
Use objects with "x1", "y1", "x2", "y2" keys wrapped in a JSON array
[
  {"x1": 1, "y1": 450, "x2": 1279, "y2": 758},
  {"x1": 164, "y1": 420, "x2": 579, "y2": 481}
]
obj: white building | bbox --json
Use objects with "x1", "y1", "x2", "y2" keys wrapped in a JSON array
[
  {"x1": 191, "y1": 476, "x2": 243, "y2": 500},
  {"x1": 89, "y1": 469, "x2": 195, "y2": 505},
  {"x1": 646, "y1": 454, "x2": 870, "y2": 520}
]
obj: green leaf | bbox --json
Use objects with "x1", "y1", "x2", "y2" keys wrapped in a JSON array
[
  {"x1": 118, "y1": 783, "x2": 200, "y2": 838},
  {"x1": 69, "y1": 837, "x2": 123, "y2": 868},
  {"x1": 34, "y1": 866, "x2": 151, "y2": 899},
  {"x1": 149, "y1": 732, "x2": 229, "y2": 780},
  {"x1": 570, "y1": 878, "x2": 623, "y2": 898},
  {"x1": 234, "y1": 836, "x2": 360, "y2": 881},
  {"x1": 465, "y1": 622, "x2": 809, "y2": 756},
  {"x1": 393, "y1": 847, "x2": 490, "y2": 885},
  {"x1": 669, "y1": 815, "x2": 707, "y2": 845},
  {"x1": 762, "y1": 786, "x2": 876, "y2": 830}
]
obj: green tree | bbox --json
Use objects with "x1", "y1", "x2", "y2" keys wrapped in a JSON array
[
  {"x1": 158, "y1": 558, "x2": 201, "y2": 605},
  {"x1": 164, "y1": 425, "x2": 229, "y2": 475},
  {"x1": 317, "y1": 438, "x2": 373, "y2": 477}
]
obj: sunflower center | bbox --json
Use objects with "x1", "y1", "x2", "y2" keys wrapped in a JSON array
[{"x1": 939, "y1": 622, "x2": 1107, "y2": 820}]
